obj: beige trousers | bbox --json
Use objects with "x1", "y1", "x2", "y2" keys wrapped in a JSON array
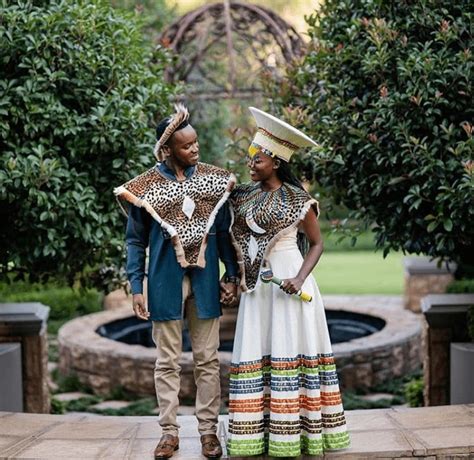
[{"x1": 152, "y1": 276, "x2": 221, "y2": 436}]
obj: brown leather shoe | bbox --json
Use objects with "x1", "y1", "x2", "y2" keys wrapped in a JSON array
[
  {"x1": 201, "y1": 434, "x2": 222, "y2": 458},
  {"x1": 154, "y1": 434, "x2": 179, "y2": 459}
]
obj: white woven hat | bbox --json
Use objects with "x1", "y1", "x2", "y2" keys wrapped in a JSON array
[{"x1": 248, "y1": 107, "x2": 318, "y2": 162}]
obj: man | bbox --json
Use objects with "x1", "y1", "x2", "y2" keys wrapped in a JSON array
[{"x1": 114, "y1": 105, "x2": 239, "y2": 459}]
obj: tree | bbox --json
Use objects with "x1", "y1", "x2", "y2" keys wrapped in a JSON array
[
  {"x1": 267, "y1": 0, "x2": 473, "y2": 269},
  {"x1": 0, "y1": 0, "x2": 178, "y2": 290}
]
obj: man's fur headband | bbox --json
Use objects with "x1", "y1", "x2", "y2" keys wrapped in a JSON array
[{"x1": 153, "y1": 104, "x2": 190, "y2": 161}]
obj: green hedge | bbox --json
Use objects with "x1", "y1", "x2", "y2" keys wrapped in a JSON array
[
  {"x1": 266, "y1": 0, "x2": 473, "y2": 267},
  {"x1": 0, "y1": 281, "x2": 102, "y2": 321},
  {"x1": 0, "y1": 0, "x2": 178, "y2": 291}
]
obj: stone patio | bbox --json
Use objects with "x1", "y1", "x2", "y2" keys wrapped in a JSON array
[{"x1": 1, "y1": 405, "x2": 473, "y2": 459}]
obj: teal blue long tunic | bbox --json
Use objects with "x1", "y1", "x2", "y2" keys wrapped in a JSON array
[{"x1": 125, "y1": 162, "x2": 238, "y2": 322}]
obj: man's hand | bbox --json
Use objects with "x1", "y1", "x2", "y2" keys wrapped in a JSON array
[
  {"x1": 220, "y1": 281, "x2": 238, "y2": 307},
  {"x1": 132, "y1": 294, "x2": 150, "y2": 320}
]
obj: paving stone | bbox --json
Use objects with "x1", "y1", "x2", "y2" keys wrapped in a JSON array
[
  {"x1": 47, "y1": 362, "x2": 58, "y2": 373},
  {"x1": 344, "y1": 408, "x2": 397, "y2": 432},
  {"x1": 0, "y1": 435, "x2": 21, "y2": 451},
  {"x1": 13, "y1": 439, "x2": 117, "y2": 459},
  {"x1": 89, "y1": 400, "x2": 132, "y2": 411},
  {"x1": 359, "y1": 393, "x2": 396, "y2": 402},
  {"x1": 1, "y1": 407, "x2": 473, "y2": 459},
  {"x1": 47, "y1": 378, "x2": 59, "y2": 393},
  {"x1": 65, "y1": 411, "x2": 104, "y2": 417},
  {"x1": 177, "y1": 405, "x2": 196, "y2": 415},
  {"x1": 0, "y1": 412, "x2": 77, "y2": 437},
  {"x1": 40, "y1": 419, "x2": 132, "y2": 440},
  {"x1": 391, "y1": 404, "x2": 472, "y2": 428},
  {"x1": 129, "y1": 437, "x2": 207, "y2": 459},
  {"x1": 413, "y1": 426, "x2": 474, "y2": 455},
  {"x1": 330, "y1": 428, "x2": 414, "y2": 457},
  {"x1": 53, "y1": 392, "x2": 92, "y2": 402}
]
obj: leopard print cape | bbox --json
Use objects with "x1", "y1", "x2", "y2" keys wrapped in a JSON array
[
  {"x1": 229, "y1": 182, "x2": 319, "y2": 291},
  {"x1": 114, "y1": 162, "x2": 236, "y2": 268}
]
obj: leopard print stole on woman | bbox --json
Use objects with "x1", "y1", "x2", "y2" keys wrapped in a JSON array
[
  {"x1": 115, "y1": 162, "x2": 235, "y2": 268},
  {"x1": 229, "y1": 182, "x2": 319, "y2": 291}
]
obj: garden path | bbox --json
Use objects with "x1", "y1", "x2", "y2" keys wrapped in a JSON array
[{"x1": 0, "y1": 405, "x2": 473, "y2": 459}]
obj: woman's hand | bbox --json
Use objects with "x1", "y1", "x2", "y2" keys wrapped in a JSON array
[{"x1": 280, "y1": 277, "x2": 304, "y2": 295}]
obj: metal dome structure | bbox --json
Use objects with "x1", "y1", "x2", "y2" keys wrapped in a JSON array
[{"x1": 160, "y1": 0, "x2": 305, "y2": 100}]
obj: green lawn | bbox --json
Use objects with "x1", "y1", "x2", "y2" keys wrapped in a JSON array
[{"x1": 314, "y1": 250, "x2": 404, "y2": 295}]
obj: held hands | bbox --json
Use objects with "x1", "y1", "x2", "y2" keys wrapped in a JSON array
[
  {"x1": 132, "y1": 293, "x2": 150, "y2": 321},
  {"x1": 220, "y1": 280, "x2": 238, "y2": 307},
  {"x1": 280, "y1": 276, "x2": 304, "y2": 295}
]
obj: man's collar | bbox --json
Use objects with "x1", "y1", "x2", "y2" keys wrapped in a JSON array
[{"x1": 157, "y1": 161, "x2": 196, "y2": 180}]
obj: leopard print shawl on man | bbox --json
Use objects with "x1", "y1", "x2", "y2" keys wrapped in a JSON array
[
  {"x1": 229, "y1": 182, "x2": 319, "y2": 291},
  {"x1": 115, "y1": 162, "x2": 236, "y2": 268}
]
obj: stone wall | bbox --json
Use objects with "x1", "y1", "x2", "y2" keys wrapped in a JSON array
[
  {"x1": 58, "y1": 296, "x2": 422, "y2": 399},
  {"x1": 421, "y1": 294, "x2": 472, "y2": 406},
  {"x1": 403, "y1": 257, "x2": 456, "y2": 313},
  {"x1": 0, "y1": 303, "x2": 50, "y2": 414},
  {"x1": 329, "y1": 295, "x2": 422, "y2": 391},
  {"x1": 336, "y1": 335, "x2": 421, "y2": 390}
]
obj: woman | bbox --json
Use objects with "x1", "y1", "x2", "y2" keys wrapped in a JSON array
[{"x1": 227, "y1": 107, "x2": 350, "y2": 457}]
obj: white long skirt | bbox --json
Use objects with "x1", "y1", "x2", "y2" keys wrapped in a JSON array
[{"x1": 227, "y1": 233, "x2": 350, "y2": 457}]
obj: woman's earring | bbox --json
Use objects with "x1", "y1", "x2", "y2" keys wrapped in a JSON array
[{"x1": 273, "y1": 159, "x2": 280, "y2": 169}]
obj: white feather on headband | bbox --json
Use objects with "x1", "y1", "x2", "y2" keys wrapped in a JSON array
[{"x1": 153, "y1": 103, "x2": 190, "y2": 161}]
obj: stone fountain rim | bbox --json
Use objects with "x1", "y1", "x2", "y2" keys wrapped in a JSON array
[{"x1": 58, "y1": 294, "x2": 421, "y2": 360}]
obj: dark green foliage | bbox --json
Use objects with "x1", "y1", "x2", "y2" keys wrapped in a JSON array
[
  {"x1": 111, "y1": 0, "x2": 174, "y2": 34},
  {"x1": 0, "y1": 0, "x2": 177, "y2": 291},
  {"x1": 52, "y1": 370, "x2": 92, "y2": 394},
  {"x1": 50, "y1": 379, "x2": 157, "y2": 415},
  {"x1": 91, "y1": 397, "x2": 157, "y2": 416},
  {"x1": 111, "y1": 0, "x2": 176, "y2": 47},
  {"x1": 0, "y1": 280, "x2": 102, "y2": 322},
  {"x1": 50, "y1": 397, "x2": 65, "y2": 414},
  {"x1": 446, "y1": 279, "x2": 474, "y2": 293},
  {"x1": 108, "y1": 385, "x2": 138, "y2": 402},
  {"x1": 267, "y1": 0, "x2": 473, "y2": 266},
  {"x1": 48, "y1": 334, "x2": 59, "y2": 361},
  {"x1": 341, "y1": 391, "x2": 402, "y2": 410},
  {"x1": 468, "y1": 306, "x2": 474, "y2": 341},
  {"x1": 404, "y1": 377, "x2": 424, "y2": 407},
  {"x1": 62, "y1": 395, "x2": 101, "y2": 412}
]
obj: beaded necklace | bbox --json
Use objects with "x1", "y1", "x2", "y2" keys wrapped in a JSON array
[{"x1": 236, "y1": 183, "x2": 287, "y2": 227}]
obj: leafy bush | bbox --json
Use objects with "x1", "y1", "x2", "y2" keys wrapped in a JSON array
[
  {"x1": 266, "y1": 0, "x2": 473, "y2": 268},
  {"x1": 111, "y1": 0, "x2": 175, "y2": 41},
  {"x1": 0, "y1": 280, "x2": 102, "y2": 320},
  {"x1": 446, "y1": 279, "x2": 474, "y2": 294},
  {"x1": 0, "y1": 0, "x2": 178, "y2": 291},
  {"x1": 404, "y1": 377, "x2": 424, "y2": 407},
  {"x1": 468, "y1": 306, "x2": 474, "y2": 341},
  {"x1": 446, "y1": 279, "x2": 474, "y2": 340},
  {"x1": 50, "y1": 397, "x2": 65, "y2": 414}
]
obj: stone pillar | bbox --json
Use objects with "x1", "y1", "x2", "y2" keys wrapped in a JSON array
[
  {"x1": 421, "y1": 294, "x2": 473, "y2": 406},
  {"x1": 403, "y1": 256, "x2": 456, "y2": 312},
  {"x1": 0, "y1": 303, "x2": 50, "y2": 413}
]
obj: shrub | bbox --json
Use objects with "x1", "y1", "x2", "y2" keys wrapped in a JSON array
[
  {"x1": 266, "y1": 0, "x2": 473, "y2": 268},
  {"x1": 446, "y1": 279, "x2": 474, "y2": 294},
  {"x1": 111, "y1": 0, "x2": 175, "y2": 41},
  {"x1": 0, "y1": 0, "x2": 178, "y2": 291},
  {"x1": 50, "y1": 398, "x2": 65, "y2": 414},
  {"x1": 0, "y1": 280, "x2": 102, "y2": 320},
  {"x1": 404, "y1": 377, "x2": 424, "y2": 407}
]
